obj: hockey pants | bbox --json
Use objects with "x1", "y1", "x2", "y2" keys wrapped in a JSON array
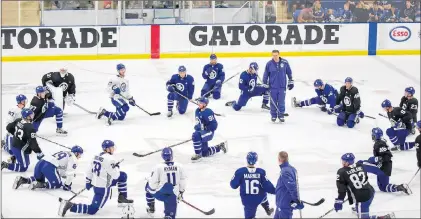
[
  {"x1": 104, "y1": 98, "x2": 130, "y2": 121},
  {"x1": 354, "y1": 192, "x2": 375, "y2": 219},
  {"x1": 29, "y1": 160, "x2": 62, "y2": 189},
  {"x1": 363, "y1": 163, "x2": 400, "y2": 193},
  {"x1": 274, "y1": 207, "x2": 293, "y2": 219},
  {"x1": 337, "y1": 112, "x2": 358, "y2": 128},
  {"x1": 201, "y1": 82, "x2": 221, "y2": 99},
  {"x1": 3, "y1": 133, "x2": 13, "y2": 156},
  {"x1": 192, "y1": 130, "x2": 221, "y2": 156},
  {"x1": 33, "y1": 105, "x2": 63, "y2": 132},
  {"x1": 386, "y1": 128, "x2": 415, "y2": 150},
  {"x1": 243, "y1": 195, "x2": 270, "y2": 219},
  {"x1": 167, "y1": 92, "x2": 188, "y2": 114},
  {"x1": 145, "y1": 182, "x2": 178, "y2": 219},
  {"x1": 7, "y1": 146, "x2": 30, "y2": 172},
  {"x1": 233, "y1": 86, "x2": 269, "y2": 111}
]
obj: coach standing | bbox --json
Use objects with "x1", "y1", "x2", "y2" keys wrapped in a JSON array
[
  {"x1": 263, "y1": 50, "x2": 294, "y2": 123},
  {"x1": 275, "y1": 151, "x2": 304, "y2": 219}
]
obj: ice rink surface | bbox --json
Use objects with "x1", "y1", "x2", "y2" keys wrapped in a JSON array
[{"x1": 1, "y1": 56, "x2": 420, "y2": 218}]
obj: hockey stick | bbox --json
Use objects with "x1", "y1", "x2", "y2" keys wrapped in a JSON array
[
  {"x1": 302, "y1": 198, "x2": 325, "y2": 206},
  {"x1": 378, "y1": 113, "x2": 388, "y2": 119},
  {"x1": 408, "y1": 168, "x2": 420, "y2": 186},
  {"x1": 181, "y1": 199, "x2": 215, "y2": 215},
  {"x1": 119, "y1": 95, "x2": 161, "y2": 116},
  {"x1": 36, "y1": 135, "x2": 71, "y2": 150},
  {"x1": 195, "y1": 71, "x2": 242, "y2": 101},
  {"x1": 173, "y1": 90, "x2": 225, "y2": 117},
  {"x1": 59, "y1": 188, "x2": 86, "y2": 202},
  {"x1": 318, "y1": 198, "x2": 348, "y2": 218},
  {"x1": 133, "y1": 139, "x2": 192, "y2": 157},
  {"x1": 73, "y1": 103, "x2": 96, "y2": 115}
]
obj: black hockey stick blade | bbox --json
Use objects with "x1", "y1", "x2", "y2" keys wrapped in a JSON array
[
  {"x1": 148, "y1": 112, "x2": 161, "y2": 116},
  {"x1": 133, "y1": 139, "x2": 192, "y2": 157},
  {"x1": 378, "y1": 113, "x2": 388, "y2": 118},
  {"x1": 204, "y1": 208, "x2": 215, "y2": 215},
  {"x1": 303, "y1": 198, "x2": 325, "y2": 206},
  {"x1": 365, "y1": 115, "x2": 376, "y2": 119}
]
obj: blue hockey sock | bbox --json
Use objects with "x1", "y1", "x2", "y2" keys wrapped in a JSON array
[
  {"x1": 207, "y1": 146, "x2": 220, "y2": 156},
  {"x1": 146, "y1": 192, "x2": 155, "y2": 206},
  {"x1": 29, "y1": 176, "x2": 36, "y2": 183},
  {"x1": 7, "y1": 163, "x2": 25, "y2": 172},
  {"x1": 70, "y1": 203, "x2": 88, "y2": 214},
  {"x1": 262, "y1": 94, "x2": 269, "y2": 105},
  {"x1": 118, "y1": 182, "x2": 127, "y2": 197},
  {"x1": 400, "y1": 142, "x2": 415, "y2": 151},
  {"x1": 389, "y1": 135, "x2": 399, "y2": 145},
  {"x1": 385, "y1": 184, "x2": 398, "y2": 193},
  {"x1": 261, "y1": 198, "x2": 270, "y2": 209},
  {"x1": 168, "y1": 100, "x2": 174, "y2": 111},
  {"x1": 193, "y1": 141, "x2": 202, "y2": 155},
  {"x1": 104, "y1": 111, "x2": 117, "y2": 120}
]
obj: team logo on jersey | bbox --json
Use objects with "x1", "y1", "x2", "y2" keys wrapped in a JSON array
[
  {"x1": 344, "y1": 96, "x2": 351, "y2": 106},
  {"x1": 121, "y1": 83, "x2": 127, "y2": 92},
  {"x1": 281, "y1": 63, "x2": 284, "y2": 68},
  {"x1": 176, "y1": 83, "x2": 185, "y2": 91},
  {"x1": 195, "y1": 117, "x2": 201, "y2": 125},
  {"x1": 209, "y1": 70, "x2": 217, "y2": 80},
  {"x1": 249, "y1": 79, "x2": 256, "y2": 89},
  {"x1": 59, "y1": 82, "x2": 68, "y2": 92}
]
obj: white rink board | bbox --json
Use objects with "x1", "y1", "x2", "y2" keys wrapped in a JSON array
[{"x1": 377, "y1": 23, "x2": 421, "y2": 50}]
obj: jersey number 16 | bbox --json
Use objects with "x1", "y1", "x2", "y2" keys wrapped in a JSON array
[{"x1": 245, "y1": 179, "x2": 259, "y2": 194}]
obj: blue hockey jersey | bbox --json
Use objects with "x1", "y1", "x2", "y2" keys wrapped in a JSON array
[
  {"x1": 166, "y1": 74, "x2": 195, "y2": 99},
  {"x1": 202, "y1": 63, "x2": 225, "y2": 85},
  {"x1": 315, "y1": 83, "x2": 338, "y2": 108},
  {"x1": 195, "y1": 108, "x2": 218, "y2": 132},
  {"x1": 239, "y1": 71, "x2": 257, "y2": 93}
]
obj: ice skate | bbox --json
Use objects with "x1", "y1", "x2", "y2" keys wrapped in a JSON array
[
  {"x1": 146, "y1": 203, "x2": 155, "y2": 217},
  {"x1": 29, "y1": 181, "x2": 47, "y2": 190},
  {"x1": 58, "y1": 198, "x2": 74, "y2": 217},
  {"x1": 106, "y1": 116, "x2": 113, "y2": 126},
  {"x1": 56, "y1": 128, "x2": 68, "y2": 136},
  {"x1": 96, "y1": 107, "x2": 106, "y2": 119},
  {"x1": 262, "y1": 205, "x2": 274, "y2": 216},
  {"x1": 225, "y1": 101, "x2": 235, "y2": 107},
  {"x1": 378, "y1": 212, "x2": 396, "y2": 219},
  {"x1": 1, "y1": 140, "x2": 5, "y2": 149},
  {"x1": 13, "y1": 176, "x2": 29, "y2": 189},
  {"x1": 7, "y1": 156, "x2": 16, "y2": 164},
  {"x1": 271, "y1": 117, "x2": 277, "y2": 122},
  {"x1": 278, "y1": 115, "x2": 285, "y2": 123},
  {"x1": 216, "y1": 141, "x2": 228, "y2": 154},
  {"x1": 261, "y1": 103, "x2": 270, "y2": 110},
  {"x1": 167, "y1": 110, "x2": 173, "y2": 118},
  {"x1": 390, "y1": 145, "x2": 400, "y2": 152},
  {"x1": 191, "y1": 154, "x2": 202, "y2": 161},
  {"x1": 1, "y1": 161, "x2": 9, "y2": 170},
  {"x1": 291, "y1": 97, "x2": 301, "y2": 108},
  {"x1": 397, "y1": 184, "x2": 412, "y2": 195},
  {"x1": 118, "y1": 193, "x2": 134, "y2": 207}
]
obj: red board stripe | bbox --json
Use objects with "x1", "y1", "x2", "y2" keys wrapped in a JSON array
[{"x1": 151, "y1": 25, "x2": 160, "y2": 59}]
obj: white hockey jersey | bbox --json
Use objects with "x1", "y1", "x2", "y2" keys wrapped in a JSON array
[
  {"x1": 107, "y1": 75, "x2": 132, "y2": 100},
  {"x1": 147, "y1": 162, "x2": 187, "y2": 195},
  {"x1": 42, "y1": 151, "x2": 78, "y2": 186},
  {"x1": 6, "y1": 106, "x2": 23, "y2": 124},
  {"x1": 86, "y1": 152, "x2": 120, "y2": 188}
]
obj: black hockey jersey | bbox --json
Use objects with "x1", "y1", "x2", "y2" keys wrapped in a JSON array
[
  {"x1": 387, "y1": 107, "x2": 413, "y2": 131},
  {"x1": 336, "y1": 163, "x2": 374, "y2": 204},
  {"x1": 30, "y1": 94, "x2": 52, "y2": 123},
  {"x1": 336, "y1": 86, "x2": 361, "y2": 114},
  {"x1": 373, "y1": 139, "x2": 393, "y2": 176},
  {"x1": 41, "y1": 72, "x2": 76, "y2": 96},
  {"x1": 399, "y1": 96, "x2": 418, "y2": 122},
  {"x1": 6, "y1": 118, "x2": 41, "y2": 154},
  {"x1": 416, "y1": 134, "x2": 421, "y2": 168}
]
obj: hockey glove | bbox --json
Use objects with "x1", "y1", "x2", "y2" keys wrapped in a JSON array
[
  {"x1": 417, "y1": 161, "x2": 421, "y2": 169},
  {"x1": 177, "y1": 191, "x2": 184, "y2": 203},
  {"x1": 63, "y1": 183, "x2": 72, "y2": 191},
  {"x1": 334, "y1": 199, "x2": 344, "y2": 212},
  {"x1": 333, "y1": 104, "x2": 342, "y2": 113},
  {"x1": 368, "y1": 156, "x2": 381, "y2": 164},
  {"x1": 36, "y1": 152, "x2": 44, "y2": 160},
  {"x1": 290, "y1": 200, "x2": 304, "y2": 210},
  {"x1": 86, "y1": 177, "x2": 93, "y2": 190},
  {"x1": 113, "y1": 87, "x2": 121, "y2": 95},
  {"x1": 320, "y1": 105, "x2": 327, "y2": 112},
  {"x1": 167, "y1": 85, "x2": 175, "y2": 92},
  {"x1": 129, "y1": 97, "x2": 136, "y2": 106},
  {"x1": 194, "y1": 124, "x2": 202, "y2": 131},
  {"x1": 287, "y1": 79, "x2": 294, "y2": 90},
  {"x1": 215, "y1": 80, "x2": 222, "y2": 89},
  {"x1": 65, "y1": 94, "x2": 75, "y2": 106},
  {"x1": 357, "y1": 110, "x2": 364, "y2": 118}
]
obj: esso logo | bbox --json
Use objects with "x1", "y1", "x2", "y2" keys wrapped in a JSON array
[{"x1": 389, "y1": 26, "x2": 411, "y2": 42}]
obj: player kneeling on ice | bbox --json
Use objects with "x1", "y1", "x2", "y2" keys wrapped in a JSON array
[
  {"x1": 201, "y1": 54, "x2": 225, "y2": 99},
  {"x1": 230, "y1": 152, "x2": 275, "y2": 219},
  {"x1": 97, "y1": 64, "x2": 137, "y2": 125},
  {"x1": 399, "y1": 87, "x2": 418, "y2": 134},
  {"x1": 166, "y1": 65, "x2": 195, "y2": 118},
  {"x1": 145, "y1": 147, "x2": 187, "y2": 219},
  {"x1": 225, "y1": 62, "x2": 270, "y2": 111},
  {"x1": 2, "y1": 109, "x2": 43, "y2": 172},
  {"x1": 334, "y1": 77, "x2": 364, "y2": 128},
  {"x1": 356, "y1": 128, "x2": 410, "y2": 195},
  {"x1": 381, "y1": 99, "x2": 415, "y2": 152},
  {"x1": 13, "y1": 145, "x2": 83, "y2": 191},
  {"x1": 58, "y1": 140, "x2": 133, "y2": 216},
  {"x1": 292, "y1": 79, "x2": 339, "y2": 114},
  {"x1": 2, "y1": 94, "x2": 27, "y2": 161},
  {"x1": 335, "y1": 153, "x2": 395, "y2": 219},
  {"x1": 415, "y1": 121, "x2": 421, "y2": 169},
  {"x1": 41, "y1": 67, "x2": 76, "y2": 112},
  {"x1": 191, "y1": 97, "x2": 227, "y2": 161},
  {"x1": 31, "y1": 86, "x2": 67, "y2": 135}
]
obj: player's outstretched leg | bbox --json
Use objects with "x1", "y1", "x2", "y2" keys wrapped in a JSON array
[
  {"x1": 53, "y1": 106, "x2": 67, "y2": 135},
  {"x1": 13, "y1": 176, "x2": 30, "y2": 189},
  {"x1": 262, "y1": 91, "x2": 270, "y2": 110},
  {"x1": 206, "y1": 141, "x2": 228, "y2": 156},
  {"x1": 58, "y1": 199, "x2": 75, "y2": 217},
  {"x1": 386, "y1": 128, "x2": 414, "y2": 151},
  {"x1": 260, "y1": 196, "x2": 274, "y2": 216},
  {"x1": 4, "y1": 146, "x2": 30, "y2": 172},
  {"x1": 231, "y1": 94, "x2": 250, "y2": 111},
  {"x1": 376, "y1": 173, "x2": 410, "y2": 195}
]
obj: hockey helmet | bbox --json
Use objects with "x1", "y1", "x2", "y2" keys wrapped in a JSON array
[
  {"x1": 249, "y1": 62, "x2": 259, "y2": 72},
  {"x1": 178, "y1": 65, "x2": 187, "y2": 73},
  {"x1": 16, "y1": 94, "x2": 27, "y2": 104},
  {"x1": 344, "y1": 77, "x2": 353, "y2": 83},
  {"x1": 405, "y1": 87, "x2": 415, "y2": 96},
  {"x1": 381, "y1": 99, "x2": 392, "y2": 108},
  {"x1": 371, "y1": 127, "x2": 383, "y2": 141},
  {"x1": 341, "y1": 153, "x2": 355, "y2": 165},
  {"x1": 314, "y1": 79, "x2": 324, "y2": 88},
  {"x1": 117, "y1": 64, "x2": 126, "y2": 71},
  {"x1": 35, "y1": 86, "x2": 45, "y2": 94},
  {"x1": 71, "y1": 145, "x2": 84, "y2": 156},
  {"x1": 246, "y1": 152, "x2": 258, "y2": 165},
  {"x1": 197, "y1": 97, "x2": 209, "y2": 106},
  {"x1": 161, "y1": 147, "x2": 173, "y2": 162},
  {"x1": 210, "y1": 54, "x2": 217, "y2": 60},
  {"x1": 21, "y1": 108, "x2": 34, "y2": 119},
  {"x1": 102, "y1": 140, "x2": 115, "y2": 150}
]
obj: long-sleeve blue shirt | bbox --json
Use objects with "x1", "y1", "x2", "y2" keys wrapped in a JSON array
[
  {"x1": 263, "y1": 58, "x2": 292, "y2": 89},
  {"x1": 276, "y1": 162, "x2": 299, "y2": 209}
]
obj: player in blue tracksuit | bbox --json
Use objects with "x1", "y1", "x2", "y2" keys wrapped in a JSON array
[
  {"x1": 230, "y1": 152, "x2": 275, "y2": 219},
  {"x1": 166, "y1": 66, "x2": 195, "y2": 118},
  {"x1": 191, "y1": 97, "x2": 227, "y2": 161},
  {"x1": 292, "y1": 79, "x2": 339, "y2": 114},
  {"x1": 225, "y1": 62, "x2": 270, "y2": 111},
  {"x1": 201, "y1": 54, "x2": 225, "y2": 100},
  {"x1": 263, "y1": 50, "x2": 294, "y2": 123},
  {"x1": 357, "y1": 128, "x2": 410, "y2": 195},
  {"x1": 381, "y1": 99, "x2": 415, "y2": 151},
  {"x1": 274, "y1": 151, "x2": 304, "y2": 219}
]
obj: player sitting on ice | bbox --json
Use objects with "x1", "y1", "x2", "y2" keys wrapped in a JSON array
[
  {"x1": 292, "y1": 79, "x2": 339, "y2": 114},
  {"x1": 97, "y1": 64, "x2": 137, "y2": 125},
  {"x1": 41, "y1": 67, "x2": 76, "y2": 111},
  {"x1": 356, "y1": 128, "x2": 410, "y2": 196},
  {"x1": 2, "y1": 94, "x2": 27, "y2": 160},
  {"x1": 230, "y1": 152, "x2": 275, "y2": 219},
  {"x1": 58, "y1": 140, "x2": 133, "y2": 216},
  {"x1": 381, "y1": 99, "x2": 415, "y2": 152},
  {"x1": 201, "y1": 54, "x2": 225, "y2": 99},
  {"x1": 13, "y1": 145, "x2": 83, "y2": 191},
  {"x1": 399, "y1": 87, "x2": 418, "y2": 134},
  {"x1": 30, "y1": 86, "x2": 67, "y2": 135},
  {"x1": 191, "y1": 97, "x2": 227, "y2": 161},
  {"x1": 145, "y1": 147, "x2": 187, "y2": 219},
  {"x1": 225, "y1": 62, "x2": 270, "y2": 111},
  {"x1": 166, "y1": 65, "x2": 195, "y2": 118},
  {"x1": 334, "y1": 77, "x2": 364, "y2": 128}
]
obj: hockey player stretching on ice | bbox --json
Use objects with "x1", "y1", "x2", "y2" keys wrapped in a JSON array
[
  {"x1": 335, "y1": 153, "x2": 394, "y2": 219},
  {"x1": 399, "y1": 87, "x2": 418, "y2": 134},
  {"x1": 225, "y1": 62, "x2": 270, "y2": 111},
  {"x1": 230, "y1": 152, "x2": 275, "y2": 219},
  {"x1": 292, "y1": 79, "x2": 339, "y2": 115},
  {"x1": 274, "y1": 151, "x2": 303, "y2": 219},
  {"x1": 13, "y1": 145, "x2": 83, "y2": 191},
  {"x1": 415, "y1": 121, "x2": 421, "y2": 169},
  {"x1": 97, "y1": 64, "x2": 137, "y2": 125},
  {"x1": 166, "y1": 65, "x2": 195, "y2": 117},
  {"x1": 41, "y1": 67, "x2": 76, "y2": 111},
  {"x1": 191, "y1": 97, "x2": 227, "y2": 161},
  {"x1": 2, "y1": 94, "x2": 27, "y2": 159},
  {"x1": 334, "y1": 77, "x2": 364, "y2": 128},
  {"x1": 145, "y1": 147, "x2": 187, "y2": 219},
  {"x1": 201, "y1": 54, "x2": 225, "y2": 99},
  {"x1": 58, "y1": 140, "x2": 133, "y2": 216},
  {"x1": 356, "y1": 128, "x2": 410, "y2": 195},
  {"x1": 381, "y1": 99, "x2": 415, "y2": 151}
]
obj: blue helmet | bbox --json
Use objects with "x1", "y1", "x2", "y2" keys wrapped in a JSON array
[
  {"x1": 381, "y1": 99, "x2": 392, "y2": 108},
  {"x1": 102, "y1": 140, "x2": 115, "y2": 150},
  {"x1": 117, "y1": 63, "x2": 125, "y2": 71},
  {"x1": 178, "y1": 65, "x2": 186, "y2": 72},
  {"x1": 416, "y1": 120, "x2": 421, "y2": 129},
  {"x1": 249, "y1": 62, "x2": 259, "y2": 72},
  {"x1": 345, "y1": 77, "x2": 353, "y2": 83},
  {"x1": 21, "y1": 108, "x2": 34, "y2": 119},
  {"x1": 246, "y1": 152, "x2": 258, "y2": 165},
  {"x1": 197, "y1": 97, "x2": 209, "y2": 105},
  {"x1": 371, "y1": 127, "x2": 383, "y2": 141},
  {"x1": 314, "y1": 79, "x2": 324, "y2": 88},
  {"x1": 16, "y1": 94, "x2": 27, "y2": 104},
  {"x1": 210, "y1": 54, "x2": 217, "y2": 60},
  {"x1": 405, "y1": 87, "x2": 415, "y2": 96},
  {"x1": 161, "y1": 147, "x2": 173, "y2": 162},
  {"x1": 71, "y1": 145, "x2": 84, "y2": 155},
  {"x1": 35, "y1": 86, "x2": 45, "y2": 94},
  {"x1": 341, "y1": 153, "x2": 355, "y2": 165}
]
